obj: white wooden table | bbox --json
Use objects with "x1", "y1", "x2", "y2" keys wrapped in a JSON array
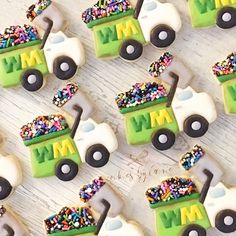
[{"x1": 0, "y1": 0, "x2": 236, "y2": 235}]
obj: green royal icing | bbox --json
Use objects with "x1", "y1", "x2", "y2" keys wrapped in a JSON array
[
  {"x1": 93, "y1": 15, "x2": 145, "y2": 58},
  {"x1": 124, "y1": 102, "x2": 179, "y2": 145},
  {"x1": 222, "y1": 78, "x2": 236, "y2": 114},
  {"x1": 154, "y1": 195, "x2": 211, "y2": 236},
  {"x1": 188, "y1": 0, "x2": 236, "y2": 28},
  {"x1": 0, "y1": 40, "x2": 48, "y2": 88},
  {"x1": 47, "y1": 226, "x2": 96, "y2": 236},
  {"x1": 28, "y1": 132, "x2": 81, "y2": 178}
]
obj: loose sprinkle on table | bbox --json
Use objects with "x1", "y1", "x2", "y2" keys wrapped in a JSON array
[
  {"x1": 53, "y1": 82, "x2": 79, "y2": 108},
  {"x1": 20, "y1": 114, "x2": 68, "y2": 141},
  {"x1": 0, "y1": 25, "x2": 39, "y2": 50},
  {"x1": 45, "y1": 206, "x2": 96, "y2": 234},
  {"x1": 82, "y1": 0, "x2": 131, "y2": 24},
  {"x1": 115, "y1": 82, "x2": 167, "y2": 110},
  {"x1": 180, "y1": 145, "x2": 205, "y2": 171},
  {"x1": 79, "y1": 177, "x2": 106, "y2": 202},
  {"x1": 212, "y1": 52, "x2": 236, "y2": 77},
  {"x1": 148, "y1": 52, "x2": 174, "y2": 78},
  {"x1": 145, "y1": 177, "x2": 197, "y2": 205},
  {"x1": 0, "y1": 206, "x2": 6, "y2": 217},
  {"x1": 27, "y1": 0, "x2": 52, "y2": 21}
]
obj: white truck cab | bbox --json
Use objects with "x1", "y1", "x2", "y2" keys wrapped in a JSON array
[
  {"x1": 138, "y1": 0, "x2": 182, "y2": 47},
  {"x1": 0, "y1": 155, "x2": 22, "y2": 200},
  {"x1": 172, "y1": 87, "x2": 217, "y2": 133}
]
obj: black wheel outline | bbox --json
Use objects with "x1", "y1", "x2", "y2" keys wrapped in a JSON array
[
  {"x1": 182, "y1": 224, "x2": 207, "y2": 236},
  {"x1": 119, "y1": 39, "x2": 143, "y2": 61},
  {"x1": 85, "y1": 144, "x2": 110, "y2": 168},
  {"x1": 151, "y1": 128, "x2": 176, "y2": 151},
  {"x1": 215, "y1": 209, "x2": 236, "y2": 233},
  {"x1": 183, "y1": 115, "x2": 209, "y2": 138},
  {"x1": 217, "y1": 7, "x2": 236, "y2": 29},
  {"x1": 0, "y1": 177, "x2": 13, "y2": 200},
  {"x1": 150, "y1": 24, "x2": 176, "y2": 48},
  {"x1": 53, "y1": 56, "x2": 77, "y2": 80},
  {"x1": 55, "y1": 159, "x2": 79, "y2": 181},
  {"x1": 21, "y1": 69, "x2": 44, "y2": 92}
]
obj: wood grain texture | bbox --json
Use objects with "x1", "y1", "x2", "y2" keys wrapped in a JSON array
[{"x1": 0, "y1": 0, "x2": 236, "y2": 235}]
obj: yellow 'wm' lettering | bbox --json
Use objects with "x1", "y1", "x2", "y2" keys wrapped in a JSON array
[
  {"x1": 215, "y1": 0, "x2": 236, "y2": 8},
  {"x1": 53, "y1": 139, "x2": 76, "y2": 158},
  {"x1": 181, "y1": 205, "x2": 203, "y2": 225},
  {"x1": 150, "y1": 109, "x2": 173, "y2": 128},
  {"x1": 116, "y1": 20, "x2": 138, "y2": 40},
  {"x1": 21, "y1": 50, "x2": 43, "y2": 69}
]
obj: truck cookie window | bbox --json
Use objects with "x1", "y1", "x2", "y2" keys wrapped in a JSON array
[
  {"x1": 82, "y1": 0, "x2": 182, "y2": 61},
  {"x1": 188, "y1": 0, "x2": 236, "y2": 28}
]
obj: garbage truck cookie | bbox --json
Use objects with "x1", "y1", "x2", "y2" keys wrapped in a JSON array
[
  {"x1": 0, "y1": 205, "x2": 28, "y2": 236},
  {"x1": 212, "y1": 52, "x2": 236, "y2": 114},
  {"x1": 180, "y1": 145, "x2": 236, "y2": 234},
  {"x1": 82, "y1": 0, "x2": 181, "y2": 61},
  {"x1": 0, "y1": 24, "x2": 85, "y2": 92},
  {"x1": 79, "y1": 177, "x2": 144, "y2": 236},
  {"x1": 0, "y1": 154, "x2": 23, "y2": 200},
  {"x1": 145, "y1": 177, "x2": 211, "y2": 236},
  {"x1": 20, "y1": 113, "x2": 118, "y2": 181},
  {"x1": 188, "y1": 0, "x2": 236, "y2": 29},
  {"x1": 115, "y1": 53, "x2": 217, "y2": 150}
]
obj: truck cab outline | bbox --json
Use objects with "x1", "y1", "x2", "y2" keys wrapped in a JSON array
[
  {"x1": 84, "y1": 0, "x2": 181, "y2": 61},
  {"x1": 188, "y1": 0, "x2": 236, "y2": 29},
  {"x1": 0, "y1": 30, "x2": 85, "y2": 92}
]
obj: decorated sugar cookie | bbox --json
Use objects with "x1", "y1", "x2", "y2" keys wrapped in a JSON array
[
  {"x1": 82, "y1": 0, "x2": 181, "y2": 61},
  {"x1": 212, "y1": 52, "x2": 236, "y2": 114},
  {"x1": 79, "y1": 177, "x2": 144, "y2": 236},
  {"x1": 179, "y1": 145, "x2": 236, "y2": 234},
  {"x1": 20, "y1": 112, "x2": 118, "y2": 181},
  {"x1": 115, "y1": 52, "x2": 217, "y2": 150},
  {"x1": 0, "y1": 154, "x2": 23, "y2": 200},
  {"x1": 145, "y1": 177, "x2": 211, "y2": 236},
  {"x1": 0, "y1": 1, "x2": 85, "y2": 92},
  {"x1": 188, "y1": 0, "x2": 236, "y2": 29},
  {"x1": 52, "y1": 82, "x2": 94, "y2": 121},
  {"x1": 0, "y1": 205, "x2": 28, "y2": 236}
]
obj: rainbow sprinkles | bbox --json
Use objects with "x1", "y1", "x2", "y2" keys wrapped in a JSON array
[
  {"x1": 20, "y1": 114, "x2": 68, "y2": 141},
  {"x1": 145, "y1": 177, "x2": 197, "y2": 207},
  {"x1": 82, "y1": 0, "x2": 132, "y2": 27},
  {"x1": 44, "y1": 206, "x2": 96, "y2": 235},
  {"x1": 27, "y1": 0, "x2": 52, "y2": 21},
  {"x1": 115, "y1": 82, "x2": 168, "y2": 113},
  {"x1": 212, "y1": 52, "x2": 236, "y2": 82}
]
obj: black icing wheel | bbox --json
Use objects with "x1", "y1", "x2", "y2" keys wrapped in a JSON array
[
  {"x1": 183, "y1": 115, "x2": 209, "y2": 138},
  {"x1": 150, "y1": 24, "x2": 176, "y2": 48},
  {"x1": 119, "y1": 39, "x2": 143, "y2": 61},
  {"x1": 21, "y1": 69, "x2": 44, "y2": 92},
  {"x1": 55, "y1": 159, "x2": 79, "y2": 181},
  {"x1": 0, "y1": 177, "x2": 13, "y2": 200},
  {"x1": 182, "y1": 224, "x2": 207, "y2": 236},
  {"x1": 53, "y1": 56, "x2": 77, "y2": 80},
  {"x1": 215, "y1": 209, "x2": 236, "y2": 233},
  {"x1": 217, "y1": 7, "x2": 236, "y2": 29},
  {"x1": 152, "y1": 128, "x2": 176, "y2": 151},
  {"x1": 85, "y1": 144, "x2": 110, "y2": 168}
]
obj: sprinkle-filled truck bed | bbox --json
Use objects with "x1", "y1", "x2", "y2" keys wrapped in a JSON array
[
  {"x1": 44, "y1": 206, "x2": 97, "y2": 236},
  {"x1": 115, "y1": 82, "x2": 179, "y2": 146},
  {"x1": 0, "y1": 25, "x2": 48, "y2": 88},
  {"x1": 146, "y1": 177, "x2": 211, "y2": 236},
  {"x1": 212, "y1": 52, "x2": 236, "y2": 114},
  {"x1": 20, "y1": 115, "x2": 81, "y2": 180}
]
